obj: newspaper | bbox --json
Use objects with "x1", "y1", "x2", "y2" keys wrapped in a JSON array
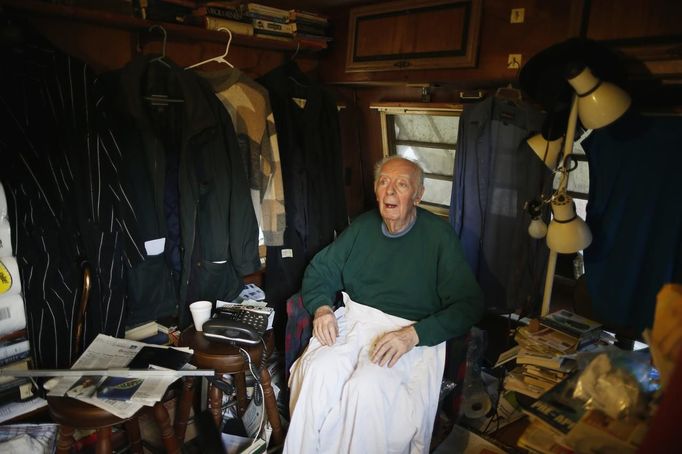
[{"x1": 47, "y1": 334, "x2": 192, "y2": 418}]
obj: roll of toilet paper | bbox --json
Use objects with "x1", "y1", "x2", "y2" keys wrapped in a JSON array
[
  {"x1": 0, "y1": 256, "x2": 21, "y2": 296},
  {"x1": 0, "y1": 293, "x2": 26, "y2": 336},
  {"x1": 462, "y1": 389, "x2": 492, "y2": 419}
]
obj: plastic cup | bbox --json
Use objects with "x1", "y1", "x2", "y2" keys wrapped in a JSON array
[{"x1": 189, "y1": 300, "x2": 212, "y2": 332}]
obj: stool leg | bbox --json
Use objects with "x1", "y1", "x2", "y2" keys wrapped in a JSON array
[
  {"x1": 124, "y1": 416, "x2": 143, "y2": 454},
  {"x1": 209, "y1": 381, "x2": 224, "y2": 428},
  {"x1": 175, "y1": 377, "x2": 196, "y2": 443},
  {"x1": 153, "y1": 401, "x2": 180, "y2": 454},
  {"x1": 234, "y1": 371, "x2": 247, "y2": 416},
  {"x1": 259, "y1": 367, "x2": 284, "y2": 446},
  {"x1": 95, "y1": 426, "x2": 112, "y2": 454},
  {"x1": 55, "y1": 425, "x2": 75, "y2": 454}
]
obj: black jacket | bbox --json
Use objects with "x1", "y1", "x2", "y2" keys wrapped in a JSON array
[{"x1": 104, "y1": 55, "x2": 260, "y2": 327}]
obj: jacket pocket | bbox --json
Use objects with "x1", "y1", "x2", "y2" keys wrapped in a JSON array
[
  {"x1": 191, "y1": 259, "x2": 242, "y2": 304},
  {"x1": 127, "y1": 254, "x2": 177, "y2": 326}
]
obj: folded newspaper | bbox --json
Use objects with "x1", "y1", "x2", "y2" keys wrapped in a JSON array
[{"x1": 47, "y1": 334, "x2": 193, "y2": 419}]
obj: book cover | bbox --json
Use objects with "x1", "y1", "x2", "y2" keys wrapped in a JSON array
[
  {"x1": 127, "y1": 346, "x2": 191, "y2": 370},
  {"x1": 521, "y1": 373, "x2": 586, "y2": 435},
  {"x1": 125, "y1": 321, "x2": 158, "y2": 341},
  {"x1": 96, "y1": 376, "x2": 144, "y2": 401},
  {"x1": 541, "y1": 310, "x2": 602, "y2": 339}
]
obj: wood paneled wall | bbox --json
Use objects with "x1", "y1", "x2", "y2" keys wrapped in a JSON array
[{"x1": 22, "y1": 16, "x2": 318, "y2": 77}]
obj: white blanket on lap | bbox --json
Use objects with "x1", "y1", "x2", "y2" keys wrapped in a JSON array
[{"x1": 285, "y1": 292, "x2": 446, "y2": 454}]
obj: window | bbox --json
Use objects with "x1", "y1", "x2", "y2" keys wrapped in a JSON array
[{"x1": 372, "y1": 103, "x2": 463, "y2": 217}]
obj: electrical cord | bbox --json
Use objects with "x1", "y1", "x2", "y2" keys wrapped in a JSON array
[{"x1": 238, "y1": 346, "x2": 267, "y2": 448}]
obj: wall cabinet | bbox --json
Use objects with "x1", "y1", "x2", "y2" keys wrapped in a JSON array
[{"x1": 345, "y1": 0, "x2": 482, "y2": 73}]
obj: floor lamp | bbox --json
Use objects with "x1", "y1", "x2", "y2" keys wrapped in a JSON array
[{"x1": 537, "y1": 64, "x2": 631, "y2": 316}]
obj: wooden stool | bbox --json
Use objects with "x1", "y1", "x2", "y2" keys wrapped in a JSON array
[
  {"x1": 175, "y1": 328, "x2": 284, "y2": 446},
  {"x1": 48, "y1": 397, "x2": 179, "y2": 454}
]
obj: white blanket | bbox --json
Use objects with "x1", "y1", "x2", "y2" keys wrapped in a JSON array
[{"x1": 285, "y1": 293, "x2": 445, "y2": 454}]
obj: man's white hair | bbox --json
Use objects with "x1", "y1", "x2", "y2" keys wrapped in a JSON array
[{"x1": 373, "y1": 155, "x2": 425, "y2": 188}]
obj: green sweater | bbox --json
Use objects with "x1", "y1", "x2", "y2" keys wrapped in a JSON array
[{"x1": 302, "y1": 207, "x2": 484, "y2": 346}]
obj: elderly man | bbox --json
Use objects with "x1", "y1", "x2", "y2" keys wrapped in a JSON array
[{"x1": 283, "y1": 156, "x2": 483, "y2": 453}]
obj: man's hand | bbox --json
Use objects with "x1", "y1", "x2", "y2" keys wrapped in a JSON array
[
  {"x1": 370, "y1": 326, "x2": 419, "y2": 368},
  {"x1": 312, "y1": 305, "x2": 338, "y2": 346}
]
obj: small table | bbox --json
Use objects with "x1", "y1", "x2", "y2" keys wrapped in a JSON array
[{"x1": 175, "y1": 328, "x2": 284, "y2": 446}]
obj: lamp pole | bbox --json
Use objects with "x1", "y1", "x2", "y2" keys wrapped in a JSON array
[{"x1": 540, "y1": 93, "x2": 579, "y2": 316}]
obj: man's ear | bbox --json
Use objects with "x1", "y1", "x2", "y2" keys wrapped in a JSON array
[{"x1": 413, "y1": 186, "x2": 425, "y2": 205}]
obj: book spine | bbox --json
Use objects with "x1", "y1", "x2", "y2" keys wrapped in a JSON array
[
  {"x1": 206, "y1": 17, "x2": 255, "y2": 35},
  {"x1": 253, "y1": 19, "x2": 294, "y2": 34},
  {"x1": 0, "y1": 380, "x2": 34, "y2": 404},
  {"x1": 291, "y1": 23, "x2": 328, "y2": 35},
  {"x1": 0, "y1": 350, "x2": 30, "y2": 367},
  {"x1": 0, "y1": 376, "x2": 30, "y2": 393},
  {"x1": 244, "y1": 11, "x2": 289, "y2": 24},
  {"x1": 206, "y1": 6, "x2": 244, "y2": 21},
  {"x1": 246, "y1": 4, "x2": 289, "y2": 20},
  {"x1": 0, "y1": 339, "x2": 29, "y2": 361},
  {"x1": 290, "y1": 15, "x2": 329, "y2": 26}
]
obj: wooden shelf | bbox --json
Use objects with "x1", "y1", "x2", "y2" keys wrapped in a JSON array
[{"x1": 0, "y1": 0, "x2": 327, "y2": 52}]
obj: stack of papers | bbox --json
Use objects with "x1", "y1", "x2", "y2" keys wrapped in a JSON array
[{"x1": 47, "y1": 334, "x2": 193, "y2": 418}]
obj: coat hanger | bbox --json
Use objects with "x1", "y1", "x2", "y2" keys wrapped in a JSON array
[
  {"x1": 148, "y1": 24, "x2": 170, "y2": 68},
  {"x1": 144, "y1": 24, "x2": 185, "y2": 105},
  {"x1": 186, "y1": 27, "x2": 234, "y2": 70},
  {"x1": 290, "y1": 41, "x2": 300, "y2": 61}
]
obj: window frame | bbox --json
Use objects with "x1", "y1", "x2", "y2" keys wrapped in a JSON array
[{"x1": 371, "y1": 102, "x2": 464, "y2": 218}]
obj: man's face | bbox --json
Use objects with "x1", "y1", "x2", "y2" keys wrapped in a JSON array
[{"x1": 375, "y1": 159, "x2": 424, "y2": 227}]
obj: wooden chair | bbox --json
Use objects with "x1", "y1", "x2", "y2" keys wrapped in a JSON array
[
  {"x1": 47, "y1": 261, "x2": 180, "y2": 453},
  {"x1": 174, "y1": 328, "x2": 284, "y2": 447}
]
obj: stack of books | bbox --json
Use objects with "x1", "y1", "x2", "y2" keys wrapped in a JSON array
[
  {"x1": 186, "y1": 1, "x2": 255, "y2": 36},
  {"x1": 502, "y1": 310, "x2": 603, "y2": 399},
  {"x1": 288, "y1": 9, "x2": 332, "y2": 46},
  {"x1": 0, "y1": 183, "x2": 39, "y2": 419},
  {"x1": 244, "y1": 3, "x2": 294, "y2": 41}
]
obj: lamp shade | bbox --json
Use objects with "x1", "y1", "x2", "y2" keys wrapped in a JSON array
[
  {"x1": 527, "y1": 133, "x2": 563, "y2": 169},
  {"x1": 546, "y1": 193, "x2": 592, "y2": 253},
  {"x1": 566, "y1": 66, "x2": 631, "y2": 130}
]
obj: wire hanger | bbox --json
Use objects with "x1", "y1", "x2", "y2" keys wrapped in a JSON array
[
  {"x1": 148, "y1": 24, "x2": 170, "y2": 68},
  {"x1": 186, "y1": 28, "x2": 234, "y2": 70},
  {"x1": 290, "y1": 41, "x2": 300, "y2": 61}
]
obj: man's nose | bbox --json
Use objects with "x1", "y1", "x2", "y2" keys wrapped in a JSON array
[{"x1": 386, "y1": 184, "x2": 395, "y2": 195}]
